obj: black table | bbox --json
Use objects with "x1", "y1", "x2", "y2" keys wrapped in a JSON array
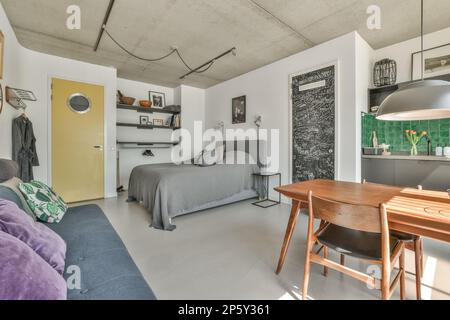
[{"x1": 252, "y1": 172, "x2": 281, "y2": 208}]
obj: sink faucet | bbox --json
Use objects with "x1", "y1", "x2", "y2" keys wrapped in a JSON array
[{"x1": 425, "y1": 136, "x2": 432, "y2": 156}]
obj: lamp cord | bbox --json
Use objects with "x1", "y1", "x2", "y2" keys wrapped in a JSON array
[
  {"x1": 421, "y1": 0, "x2": 424, "y2": 81},
  {"x1": 103, "y1": 26, "x2": 215, "y2": 74}
]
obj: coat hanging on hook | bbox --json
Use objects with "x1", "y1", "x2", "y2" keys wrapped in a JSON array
[{"x1": 12, "y1": 115, "x2": 39, "y2": 182}]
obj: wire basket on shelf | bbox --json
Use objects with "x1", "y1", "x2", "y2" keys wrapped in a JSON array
[{"x1": 373, "y1": 59, "x2": 397, "y2": 87}]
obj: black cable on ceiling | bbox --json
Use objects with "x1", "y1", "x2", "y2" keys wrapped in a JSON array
[{"x1": 103, "y1": 26, "x2": 216, "y2": 74}]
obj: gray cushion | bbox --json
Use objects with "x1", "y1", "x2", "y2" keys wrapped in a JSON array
[
  {"x1": 0, "y1": 186, "x2": 23, "y2": 209},
  {"x1": 0, "y1": 178, "x2": 36, "y2": 221},
  {"x1": 0, "y1": 160, "x2": 18, "y2": 183},
  {"x1": 45, "y1": 204, "x2": 156, "y2": 300}
]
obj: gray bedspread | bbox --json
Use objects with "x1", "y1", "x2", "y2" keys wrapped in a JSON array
[{"x1": 127, "y1": 163, "x2": 259, "y2": 231}]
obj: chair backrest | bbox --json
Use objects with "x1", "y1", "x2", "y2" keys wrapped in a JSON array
[{"x1": 308, "y1": 191, "x2": 385, "y2": 233}]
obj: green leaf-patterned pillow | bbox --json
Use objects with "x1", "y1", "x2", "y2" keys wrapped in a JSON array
[{"x1": 18, "y1": 181, "x2": 68, "y2": 223}]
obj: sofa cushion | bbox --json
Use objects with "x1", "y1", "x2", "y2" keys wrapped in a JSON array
[
  {"x1": 0, "y1": 159, "x2": 18, "y2": 183},
  {"x1": 1, "y1": 178, "x2": 36, "y2": 221},
  {"x1": 0, "y1": 185, "x2": 23, "y2": 209},
  {"x1": 19, "y1": 181, "x2": 68, "y2": 223},
  {"x1": 0, "y1": 199, "x2": 66, "y2": 274},
  {"x1": 0, "y1": 230, "x2": 67, "y2": 300},
  {"x1": 46, "y1": 204, "x2": 156, "y2": 300}
]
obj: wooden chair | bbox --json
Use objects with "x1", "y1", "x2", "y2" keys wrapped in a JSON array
[
  {"x1": 363, "y1": 180, "x2": 424, "y2": 300},
  {"x1": 302, "y1": 191, "x2": 406, "y2": 300}
]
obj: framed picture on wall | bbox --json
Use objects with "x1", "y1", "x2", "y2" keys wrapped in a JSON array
[
  {"x1": 0, "y1": 31, "x2": 4, "y2": 79},
  {"x1": 232, "y1": 95, "x2": 246, "y2": 124},
  {"x1": 149, "y1": 91, "x2": 166, "y2": 109},
  {"x1": 411, "y1": 43, "x2": 450, "y2": 80}
]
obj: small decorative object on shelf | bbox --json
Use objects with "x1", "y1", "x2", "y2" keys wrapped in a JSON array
[
  {"x1": 117, "y1": 90, "x2": 135, "y2": 105},
  {"x1": 139, "y1": 115, "x2": 149, "y2": 125},
  {"x1": 139, "y1": 100, "x2": 152, "y2": 108},
  {"x1": 153, "y1": 118, "x2": 164, "y2": 126},
  {"x1": 373, "y1": 59, "x2": 397, "y2": 87},
  {"x1": 370, "y1": 105, "x2": 379, "y2": 114},
  {"x1": 405, "y1": 130, "x2": 427, "y2": 156}
]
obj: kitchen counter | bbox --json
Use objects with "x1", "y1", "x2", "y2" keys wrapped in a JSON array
[{"x1": 362, "y1": 155, "x2": 450, "y2": 162}]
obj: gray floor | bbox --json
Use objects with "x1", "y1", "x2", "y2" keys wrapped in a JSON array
[{"x1": 86, "y1": 195, "x2": 449, "y2": 300}]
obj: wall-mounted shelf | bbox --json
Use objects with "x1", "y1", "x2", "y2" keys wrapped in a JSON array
[
  {"x1": 117, "y1": 122, "x2": 180, "y2": 130},
  {"x1": 117, "y1": 141, "x2": 180, "y2": 146},
  {"x1": 117, "y1": 103, "x2": 181, "y2": 115},
  {"x1": 368, "y1": 73, "x2": 450, "y2": 112},
  {"x1": 117, "y1": 141, "x2": 180, "y2": 149}
]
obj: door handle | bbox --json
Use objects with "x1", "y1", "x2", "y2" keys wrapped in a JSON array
[{"x1": 93, "y1": 145, "x2": 104, "y2": 150}]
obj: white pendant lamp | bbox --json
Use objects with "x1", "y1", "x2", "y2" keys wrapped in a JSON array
[{"x1": 376, "y1": 0, "x2": 450, "y2": 121}]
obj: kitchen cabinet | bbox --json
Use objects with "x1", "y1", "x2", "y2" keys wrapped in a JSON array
[{"x1": 362, "y1": 157, "x2": 450, "y2": 191}]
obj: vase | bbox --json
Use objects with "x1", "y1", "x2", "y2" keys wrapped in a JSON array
[{"x1": 410, "y1": 144, "x2": 418, "y2": 156}]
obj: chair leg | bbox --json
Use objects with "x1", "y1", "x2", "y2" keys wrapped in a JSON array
[
  {"x1": 381, "y1": 262, "x2": 390, "y2": 300},
  {"x1": 399, "y1": 249, "x2": 406, "y2": 300},
  {"x1": 340, "y1": 254, "x2": 345, "y2": 266},
  {"x1": 414, "y1": 239, "x2": 422, "y2": 300},
  {"x1": 302, "y1": 251, "x2": 312, "y2": 300},
  {"x1": 323, "y1": 247, "x2": 329, "y2": 277},
  {"x1": 420, "y1": 239, "x2": 424, "y2": 278}
]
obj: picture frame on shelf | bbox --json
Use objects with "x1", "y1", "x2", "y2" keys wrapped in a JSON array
[
  {"x1": 411, "y1": 43, "x2": 450, "y2": 80},
  {"x1": 153, "y1": 118, "x2": 164, "y2": 126},
  {"x1": 149, "y1": 91, "x2": 166, "y2": 109},
  {"x1": 232, "y1": 95, "x2": 246, "y2": 124},
  {"x1": 139, "y1": 115, "x2": 149, "y2": 125}
]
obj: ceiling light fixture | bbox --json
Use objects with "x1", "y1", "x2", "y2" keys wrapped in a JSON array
[{"x1": 376, "y1": 0, "x2": 450, "y2": 121}]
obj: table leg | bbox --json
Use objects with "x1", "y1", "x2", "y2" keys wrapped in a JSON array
[{"x1": 275, "y1": 200, "x2": 301, "y2": 274}]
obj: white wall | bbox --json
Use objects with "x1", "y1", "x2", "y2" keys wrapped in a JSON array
[
  {"x1": 116, "y1": 78, "x2": 175, "y2": 187},
  {"x1": 0, "y1": 3, "x2": 26, "y2": 161},
  {"x1": 178, "y1": 85, "x2": 206, "y2": 161},
  {"x1": 355, "y1": 33, "x2": 375, "y2": 182},
  {"x1": 0, "y1": 3, "x2": 118, "y2": 198},
  {"x1": 373, "y1": 27, "x2": 450, "y2": 84},
  {"x1": 19, "y1": 49, "x2": 118, "y2": 197},
  {"x1": 205, "y1": 32, "x2": 370, "y2": 193}
]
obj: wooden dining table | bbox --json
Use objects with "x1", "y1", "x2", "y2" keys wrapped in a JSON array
[{"x1": 274, "y1": 179, "x2": 450, "y2": 274}]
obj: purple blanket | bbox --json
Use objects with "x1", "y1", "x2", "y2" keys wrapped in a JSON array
[
  {"x1": 0, "y1": 231, "x2": 67, "y2": 300},
  {"x1": 0, "y1": 199, "x2": 66, "y2": 274}
]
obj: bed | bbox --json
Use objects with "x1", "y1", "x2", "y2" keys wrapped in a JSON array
[{"x1": 127, "y1": 141, "x2": 263, "y2": 231}]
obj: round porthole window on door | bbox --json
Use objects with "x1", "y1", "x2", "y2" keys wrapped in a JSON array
[{"x1": 67, "y1": 93, "x2": 92, "y2": 114}]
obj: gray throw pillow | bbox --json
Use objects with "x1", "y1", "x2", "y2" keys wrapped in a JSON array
[
  {"x1": 0, "y1": 159, "x2": 18, "y2": 183},
  {"x1": 0, "y1": 178, "x2": 37, "y2": 221}
]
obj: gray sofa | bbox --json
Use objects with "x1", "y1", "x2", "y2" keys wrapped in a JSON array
[{"x1": 0, "y1": 185, "x2": 156, "y2": 300}]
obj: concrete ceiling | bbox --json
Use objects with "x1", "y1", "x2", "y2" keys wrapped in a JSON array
[{"x1": 2, "y1": 0, "x2": 450, "y2": 88}]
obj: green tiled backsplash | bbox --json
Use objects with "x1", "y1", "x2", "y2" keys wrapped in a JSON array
[{"x1": 362, "y1": 113, "x2": 450, "y2": 153}]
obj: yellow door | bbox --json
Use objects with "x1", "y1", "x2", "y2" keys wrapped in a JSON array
[{"x1": 52, "y1": 78, "x2": 104, "y2": 203}]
